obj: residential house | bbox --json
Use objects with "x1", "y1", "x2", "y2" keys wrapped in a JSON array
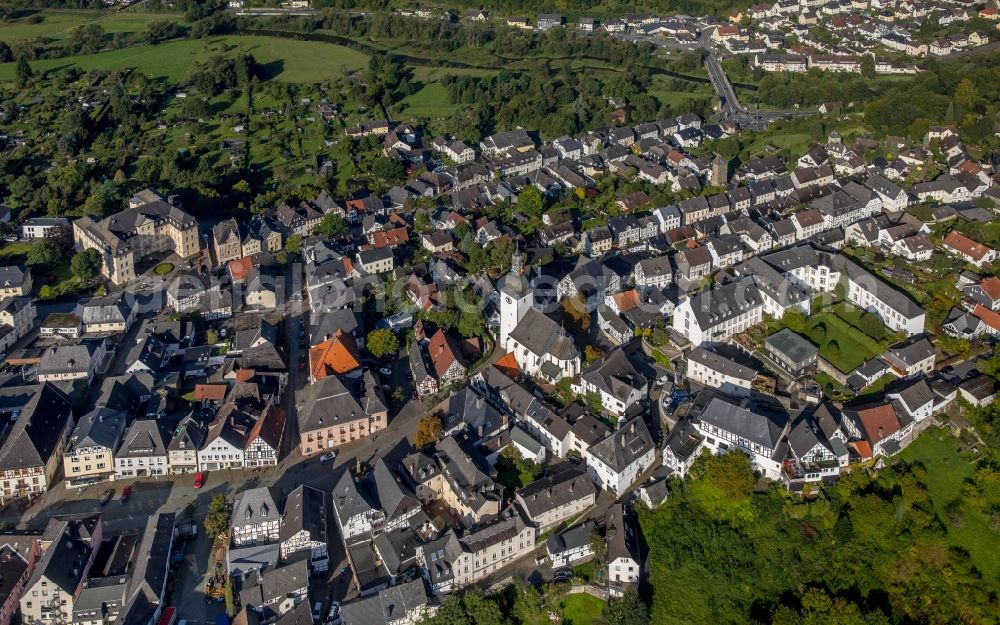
[
  {"x1": 297, "y1": 373, "x2": 387, "y2": 455},
  {"x1": 584, "y1": 418, "x2": 655, "y2": 495},
  {"x1": 514, "y1": 467, "x2": 596, "y2": 531},
  {"x1": 63, "y1": 406, "x2": 127, "y2": 488},
  {"x1": 279, "y1": 485, "x2": 329, "y2": 574},
  {"x1": 114, "y1": 419, "x2": 168, "y2": 479},
  {"x1": 684, "y1": 347, "x2": 756, "y2": 398},
  {"x1": 0, "y1": 384, "x2": 74, "y2": 504},
  {"x1": 605, "y1": 504, "x2": 640, "y2": 597}
]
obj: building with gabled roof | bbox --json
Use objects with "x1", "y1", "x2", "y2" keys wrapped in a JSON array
[
  {"x1": 0, "y1": 383, "x2": 74, "y2": 504},
  {"x1": 279, "y1": 485, "x2": 329, "y2": 574},
  {"x1": 584, "y1": 417, "x2": 655, "y2": 495},
  {"x1": 114, "y1": 419, "x2": 167, "y2": 480}
]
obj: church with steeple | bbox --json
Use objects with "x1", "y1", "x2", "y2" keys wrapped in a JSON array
[{"x1": 498, "y1": 254, "x2": 581, "y2": 383}]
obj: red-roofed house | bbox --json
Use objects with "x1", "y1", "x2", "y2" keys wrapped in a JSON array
[
  {"x1": 942, "y1": 231, "x2": 997, "y2": 268},
  {"x1": 427, "y1": 330, "x2": 468, "y2": 385},
  {"x1": 309, "y1": 330, "x2": 362, "y2": 381},
  {"x1": 194, "y1": 384, "x2": 227, "y2": 403},
  {"x1": 245, "y1": 404, "x2": 286, "y2": 467},
  {"x1": 369, "y1": 226, "x2": 410, "y2": 249},
  {"x1": 228, "y1": 257, "x2": 255, "y2": 284},
  {"x1": 973, "y1": 304, "x2": 1000, "y2": 337},
  {"x1": 844, "y1": 402, "x2": 910, "y2": 457}
]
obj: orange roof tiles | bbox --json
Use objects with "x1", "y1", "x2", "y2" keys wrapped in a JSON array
[
  {"x1": 943, "y1": 231, "x2": 993, "y2": 262},
  {"x1": 309, "y1": 329, "x2": 362, "y2": 380},
  {"x1": 494, "y1": 352, "x2": 520, "y2": 378},
  {"x1": 194, "y1": 384, "x2": 227, "y2": 402},
  {"x1": 228, "y1": 257, "x2": 254, "y2": 283}
]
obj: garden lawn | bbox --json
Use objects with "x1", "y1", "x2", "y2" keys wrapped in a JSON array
[
  {"x1": 559, "y1": 593, "x2": 605, "y2": 625},
  {"x1": 898, "y1": 429, "x2": 1000, "y2": 580},
  {"x1": 806, "y1": 311, "x2": 882, "y2": 373},
  {"x1": 0, "y1": 36, "x2": 369, "y2": 83},
  {"x1": 397, "y1": 82, "x2": 460, "y2": 118}
]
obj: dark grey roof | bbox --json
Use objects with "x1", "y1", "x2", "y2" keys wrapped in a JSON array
[
  {"x1": 545, "y1": 520, "x2": 597, "y2": 556},
  {"x1": 886, "y1": 334, "x2": 934, "y2": 365},
  {"x1": 239, "y1": 559, "x2": 309, "y2": 611},
  {"x1": 117, "y1": 419, "x2": 166, "y2": 458},
  {"x1": 587, "y1": 417, "x2": 654, "y2": 472},
  {"x1": 0, "y1": 383, "x2": 73, "y2": 470},
  {"x1": 127, "y1": 512, "x2": 175, "y2": 603},
  {"x1": 686, "y1": 279, "x2": 762, "y2": 329},
  {"x1": 581, "y1": 348, "x2": 648, "y2": 403},
  {"x1": 279, "y1": 485, "x2": 327, "y2": 545},
  {"x1": 509, "y1": 307, "x2": 579, "y2": 361},
  {"x1": 371, "y1": 459, "x2": 420, "y2": 522},
  {"x1": 435, "y1": 434, "x2": 500, "y2": 511},
  {"x1": 298, "y1": 372, "x2": 386, "y2": 433},
  {"x1": 71, "y1": 407, "x2": 127, "y2": 451},
  {"x1": 765, "y1": 329, "x2": 818, "y2": 364},
  {"x1": 606, "y1": 503, "x2": 638, "y2": 564},
  {"x1": 515, "y1": 466, "x2": 596, "y2": 519},
  {"x1": 81, "y1": 293, "x2": 134, "y2": 326},
  {"x1": 689, "y1": 391, "x2": 787, "y2": 451},
  {"x1": 232, "y1": 487, "x2": 281, "y2": 529},
  {"x1": 332, "y1": 471, "x2": 378, "y2": 525},
  {"x1": 339, "y1": 578, "x2": 427, "y2": 625},
  {"x1": 687, "y1": 347, "x2": 756, "y2": 382}
]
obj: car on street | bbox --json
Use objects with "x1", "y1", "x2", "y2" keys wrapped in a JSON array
[
  {"x1": 120, "y1": 485, "x2": 131, "y2": 504},
  {"x1": 312, "y1": 603, "x2": 322, "y2": 622},
  {"x1": 194, "y1": 472, "x2": 205, "y2": 489},
  {"x1": 379, "y1": 367, "x2": 392, "y2": 376},
  {"x1": 99, "y1": 489, "x2": 114, "y2": 505},
  {"x1": 320, "y1": 452, "x2": 336, "y2": 464}
]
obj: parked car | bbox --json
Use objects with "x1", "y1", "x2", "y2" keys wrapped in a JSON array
[
  {"x1": 320, "y1": 452, "x2": 336, "y2": 464},
  {"x1": 194, "y1": 472, "x2": 205, "y2": 489},
  {"x1": 552, "y1": 568, "x2": 573, "y2": 582},
  {"x1": 312, "y1": 603, "x2": 322, "y2": 622},
  {"x1": 120, "y1": 485, "x2": 131, "y2": 504},
  {"x1": 379, "y1": 367, "x2": 392, "y2": 377},
  {"x1": 99, "y1": 489, "x2": 114, "y2": 505}
]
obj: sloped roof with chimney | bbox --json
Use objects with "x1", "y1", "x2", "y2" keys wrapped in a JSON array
[{"x1": 309, "y1": 330, "x2": 362, "y2": 380}]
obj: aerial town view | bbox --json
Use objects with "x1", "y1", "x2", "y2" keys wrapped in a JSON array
[{"x1": 0, "y1": 0, "x2": 997, "y2": 624}]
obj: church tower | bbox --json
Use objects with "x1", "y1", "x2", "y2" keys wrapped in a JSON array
[
  {"x1": 711, "y1": 154, "x2": 729, "y2": 187},
  {"x1": 498, "y1": 253, "x2": 533, "y2": 350}
]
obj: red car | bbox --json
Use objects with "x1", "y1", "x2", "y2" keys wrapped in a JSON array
[
  {"x1": 194, "y1": 472, "x2": 205, "y2": 489},
  {"x1": 120, "y1": 485, "x2": 131, "y2": 504}
]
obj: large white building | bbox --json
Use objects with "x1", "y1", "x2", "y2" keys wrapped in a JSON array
[
  {"x1": 584, "y1": 417, "x2": 656, "y2": 495},
  {"x1": 672, "y1": 279, "x2": 764, "y2": 346}
]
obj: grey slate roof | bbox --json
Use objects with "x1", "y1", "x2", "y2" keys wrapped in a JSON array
[
  {"x1": 507, "y1": 307, "x2": 579, "y2": 361},
  {"x1": 279, "y1": 485, "x2": 327, "y2": 545},
  {"x1": 686, "y1": 279, "x2": 762, "y2": 329},
  {"x1": 516, "y1": 466, "x2": 596, "y2": 519},
  {"x1": 117, "y1": 419, "x2": 166, "y2": 458},
  {"x1": 70, "y1": 406, "x2": 127, "y2": 451},
  {"x1": 581, "y1": 348, "x2": 648, "y2": 402},
  {"x1": 587, "y1": 417, "x2": 654, "y2": 472},
  {"x1": 0, "y1": 383, "x2": 73, "y2": 471},
  {"x1": 232, "y1": 487, "x2": 281, "y2": 529},
  {"x1": 372, "y1": 459, "x2": 420, "y2": 522},
  {"x1": 339, "y1": 578, "x2": 427, "y2": 625},
  {"x1": 298, "y1": 372, "x2": 386, "y2": 433},
  {"x1": 765, "y1": 329, "x2": 818, "y2": 364},
  {"x1": 689, "y1": 391, "x2": 788, "y2": 452},
  {"x1": 687, "y1": 347, "x2": 756, "y2": 382}
]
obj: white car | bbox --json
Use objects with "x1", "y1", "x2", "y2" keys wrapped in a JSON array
[
  {"x1": 320, "y1": 452, "x2": 337, "y2": 464},
  {"x1": 379, "y1": 367, "x2": 392, "y2": 376}
]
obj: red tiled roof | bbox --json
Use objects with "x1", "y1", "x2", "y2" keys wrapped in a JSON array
[
  {"x1": 943, "y1": 231, "x2": 993, "y2": 262},
  {"x1": 228, "y1": 257, "x2": 254, "y2": 282},
  {"x1": 973, "y1": 304, "x2": 1000, "y2": 332},
  {"x1": 194, "y1": 384, "x2": 227, "y2": 401},
  {"x1": 309, "y1": 329, "x2": 362, "y2": 380},
  {"x1": 980, "y1": 276, "x2": 1000, "y2": 301},
  {"x1": 495, "y1": 352, "x2": 520, "y2": 378},
  {"x1": 612, "y1": 290, "x2": 640, "y2": 313},
  {"x1": 852, "y1": 403, "x2": 901, "y2": 444},
  {"x1": 427, "y1": 330, "x2": 463, "y2": 379},
  {"x1": 246, "y1": 404, "x2": 286, "y2": 450}
]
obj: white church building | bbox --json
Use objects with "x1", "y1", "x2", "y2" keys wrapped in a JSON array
[{"x1": 499, "y1": 256, "x2": 581, "y2": 382}]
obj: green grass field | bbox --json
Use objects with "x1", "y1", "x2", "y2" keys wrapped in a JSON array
[
  {"x1": 898, "y1": 429, "x2": 1000, "y2": 580},
  {"x1": 559, "y1": 593, "x2": 605, "y2": 625},
  {"x1": 0, "y1": 35, "x2": 370, "y2": 83},
  {"x1": 397, "y1": 82, "x2": 460, "y2": 118},
  {"x1": 806, "y1": 311, "x2": 883, "y2": 373}
]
